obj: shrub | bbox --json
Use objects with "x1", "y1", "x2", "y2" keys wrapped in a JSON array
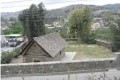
[
  {"x1": 14, "y1": 48, "x2": 21, "y2": 57},
  {"x1": 1, "y1": 51, "x2": 13, "y2": 64},
  {"x1": 83, "y1": 32, "x2": 96, "y2": 44},
  {"x1": 95, "y1": 28, "x2": 112, "y2": 41},
  {"x1": 1, "y1": 48, "x2": 21, "y2": 64}
]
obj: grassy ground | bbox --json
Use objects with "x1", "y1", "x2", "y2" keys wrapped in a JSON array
[{"x1": 65, "y1": 42, "x2": 114, "y2": 60}]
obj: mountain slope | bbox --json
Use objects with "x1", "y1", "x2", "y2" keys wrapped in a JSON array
[{"x1": 1, "y1": 4, "x2": 120, "y2": 19}]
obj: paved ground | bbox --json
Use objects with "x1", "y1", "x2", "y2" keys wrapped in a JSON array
[
  {"x1": 1, "y1": 41, "x2": 27, "y2": 53},
  {"x1": 2, "y1": 70, "x2": 120, "y2": 80},
  {"x1": 60, "y1": 52, "x2": 76, "y2": 61}
]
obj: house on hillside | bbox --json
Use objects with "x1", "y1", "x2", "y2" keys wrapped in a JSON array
[
  {"x1": 20, "y1": 32, "x2": 67, "y2": 63},
  {"x1": 91, "y1": 17, "x2": 107, "y2": 30},
  {"x1": 91, "y1": 22, "x2": 101, "y2": 30}
]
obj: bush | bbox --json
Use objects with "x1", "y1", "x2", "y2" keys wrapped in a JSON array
[
  {"x1": 82, "y1": 32, "x2": 96, "y2": 44},
  {"x1": 14, "y1": 48, "x2": 21, "y2": 57},
  {"x1": 1, "y1": 48, "x2": 21, "y2": 64},
  {"x1": 3, "y1": 29, "x2": 11, "y2": 35},
  {"x1": 1, "y1": 51, "x2": 13, "y2": 64},
  {"x1": 95, "y1": 28, "x2": 112, "y2": 41}
]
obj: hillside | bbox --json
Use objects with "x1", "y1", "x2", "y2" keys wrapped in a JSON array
[
  {"x1": 1, "y1": 4, "x2": 120, "y2": 20},
  {"x1": 103, "y1": 4, "x2": 120, "y2": 10}
]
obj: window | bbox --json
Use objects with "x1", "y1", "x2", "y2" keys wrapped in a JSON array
[
  {"x1": 60, "y1": 51, "x2": 62, "y2": 55},
  {"x1": 34, "y1": 59, "x2": 40, "y2": 62}
]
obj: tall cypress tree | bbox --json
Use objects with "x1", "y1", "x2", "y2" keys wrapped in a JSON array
[{"x1": 19, "y1": 3, "x2": 46, "y2": 41}]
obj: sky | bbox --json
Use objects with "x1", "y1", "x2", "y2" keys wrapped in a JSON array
[{"x1": 1, "y1": 0, "x2": 120, "y2": 12}]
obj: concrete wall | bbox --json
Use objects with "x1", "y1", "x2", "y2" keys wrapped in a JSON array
[
  {"x1": 96, "y1": 39, "x2": 111, "y2": 49},
  {"x1": 2, "y1": 53, "x2": 120, "y2": 77},
  {"x1": 23, "y1": 42, "x2": 65, "y2": 62}
]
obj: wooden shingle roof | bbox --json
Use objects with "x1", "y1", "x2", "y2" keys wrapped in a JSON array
[{"x1": 21, "y1": 32, "x2": 67, "y2": 57}]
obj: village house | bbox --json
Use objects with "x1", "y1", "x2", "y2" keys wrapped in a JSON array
[
  {"x1": 91, "y1": 18, "x2": 107, "y2": 30},
  {"x1": 20, "y1": 32, "x2": 67, "y2": 63}
]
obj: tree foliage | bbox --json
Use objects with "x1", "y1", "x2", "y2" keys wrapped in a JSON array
[
  {"x1": 59, "y1": 23, "x2": 70, "y2": 38},
  {"x1": 19, "y1": 3, "x2": 46, "y2": 40},
  {"x1": 95, "y1": 27, "x2": 112, "y2": 41},
  {"x1": 110, "y1": 19, "x2": 120, "y2": 52},
  {"x1": 68, "y1": 7, "x2": 91, "y2": 43},
  {"x1": 3, "y1": 21, "x2": 23, "y2": 35},
  {"x1": 11, "y1": 21, "x2": 23, "y2": 34}
]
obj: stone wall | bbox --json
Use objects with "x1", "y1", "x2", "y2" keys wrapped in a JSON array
[
  {"x1": 1, "y1": 53, "x2": 120, "y2": 77},
  {"x1": 96, "y1": 39, "x2": 111, "y2": 49}
]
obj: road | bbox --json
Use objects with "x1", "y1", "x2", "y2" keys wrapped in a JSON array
[{"x1": 2, "y1": 70, "x2": 120, "y2": 80}]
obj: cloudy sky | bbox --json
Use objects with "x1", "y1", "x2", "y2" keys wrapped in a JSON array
[{"x1": 1, "y1": 0, "x2": 120, "y2": 12}]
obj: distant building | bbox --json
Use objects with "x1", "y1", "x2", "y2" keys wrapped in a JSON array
[
  {"x1": 53, "y1": 22, "x2": 59, "y2": 27},
  {"x1": 53, "y1": 22, "x2": 62, "y2": 28},
  {"x1": 20, "y1": 32, "x2": 67, "y2": 62},
  {"x1": 1, "y1": 22, "x2": 9, "y2": 30},
  {"x1": 91, "y1": 22, "x2": 101, "y2": 30},
  {"x1": 64, "y1": 18, "x2": 68, "y2": 23},
  {"x1": 45, "y1": 24, "x2": 54, "y2": 29},
  {"x1": 91, "y1": 18, "x2": 106, "y2": 30},
  {"x1": 1, "y1": 21, "x2": 14, "y2": 30}
]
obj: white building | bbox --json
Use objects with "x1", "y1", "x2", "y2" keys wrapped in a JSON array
[{"x1": 91, "y1": 22, "x2": 101, "y2": 30}]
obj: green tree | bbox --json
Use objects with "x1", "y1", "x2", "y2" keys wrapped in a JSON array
[
  {"x1": 110, "y1": 19, "x2": 120, "y2": 52},
  {"x1": 68, "y1": 7, "x2": 91, "y2": 43},
  {"x1": 11, "y1": 21, "x2": 23, "y2": 34},
  {"x1": 59, "y1": 23, "x2": 70, "y2": 38},
  {"x1": 19, "y1": 3, "x2": 46, "y2": 41},
  {"x1": 3, "y1": 29, "x2": 11, "y2": 35},
  {"x1": 3, "y1": 21, "x2": 23, "y2": 35},
  {"x1": 95, "y1": 27, "x2": 112, "y2": 41}
]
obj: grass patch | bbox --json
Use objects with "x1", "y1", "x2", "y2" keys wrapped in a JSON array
[{"x1": 65, "y1": 42, "x2": 113, "y2": 60}]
